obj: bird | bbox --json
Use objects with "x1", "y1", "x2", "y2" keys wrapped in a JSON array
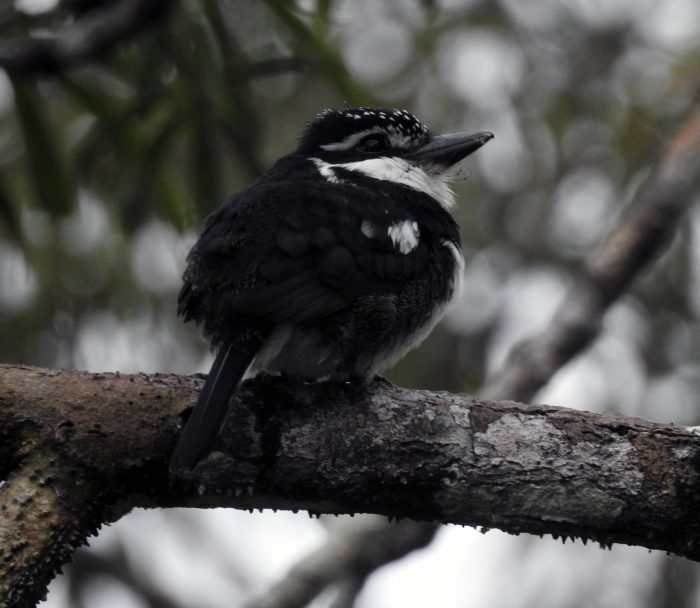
[{"x1": 169, "y1": 107, "x2": 493, "y2": 471}]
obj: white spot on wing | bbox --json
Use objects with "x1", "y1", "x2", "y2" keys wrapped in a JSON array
[
  {"x1": 387, "y1": 220, "x2": 420, "y2": 254},
  {"x1": 361, "y1": 219, "x2": 377, "y2": 238}
]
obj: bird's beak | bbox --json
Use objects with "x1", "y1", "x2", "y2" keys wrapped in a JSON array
[{"x1": 406, "y1": 131, "x2": 493, "y2": 168}]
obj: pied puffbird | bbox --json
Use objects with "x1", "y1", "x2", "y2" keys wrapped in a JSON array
[{"x1": 170, "y1": 107, "x2": 492, "y2": 471}]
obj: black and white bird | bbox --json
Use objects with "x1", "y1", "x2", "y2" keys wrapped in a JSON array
[{"x1": 170, "y1": 107, "x2": 492, "y2": 471}]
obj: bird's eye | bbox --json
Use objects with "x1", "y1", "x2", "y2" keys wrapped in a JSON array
[{"x1": 356, "y1": 135, "x2": 389, "y2": 153}]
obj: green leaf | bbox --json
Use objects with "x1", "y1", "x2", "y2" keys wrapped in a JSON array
[
  {"x1": 0, "y1": 171, "x2": 21, "y2": 241},
  {"x1": 11, "y1": 77, "x2": 76, "y2": 217}
]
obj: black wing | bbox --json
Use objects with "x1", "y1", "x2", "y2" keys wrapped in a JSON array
[{"x1": 179, "y1": 180, "x2": 440, "y2": 338}]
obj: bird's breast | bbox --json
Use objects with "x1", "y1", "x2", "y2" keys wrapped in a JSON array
[{"x1": 248, "y1": 238, "x2": 463, "y2": 381}]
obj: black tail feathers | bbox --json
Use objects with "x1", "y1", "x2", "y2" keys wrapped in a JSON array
[{"x1": 169, "y1": 339, "x2": 258, "y2": 471}]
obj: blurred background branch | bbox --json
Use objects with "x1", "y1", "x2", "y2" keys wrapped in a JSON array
[
  {"x1": 483, "y1": 105, "x2": 700, "y2": 403},
  {"x1": 243, "y1": 518, "x2": 438, "y2": 608},
  {"x1": 0, "y1": 0, "x2": 173, "y2": 73},
  {"x1": 3, "y1": 363, "x2": 700, "y2": 607}
]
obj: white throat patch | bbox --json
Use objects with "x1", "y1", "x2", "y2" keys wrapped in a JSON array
[{"x1": 309, "y1": 157, "x2": 456, "y2": 209}]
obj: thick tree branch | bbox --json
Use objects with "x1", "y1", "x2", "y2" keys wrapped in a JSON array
[
  {"x1": 3, "y1": 364, "x2": 700, "y2": 606},
  {"x1": 0, "y1": 0, "x2": 173, "y2": 74},
  {"x1": 0, "y1": 444, "x2": 103, "y2": 608}
]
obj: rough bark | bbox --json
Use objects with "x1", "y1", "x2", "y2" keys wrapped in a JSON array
[{"x1": 3, "y1": 364, "x2": 700, "y2": 606}]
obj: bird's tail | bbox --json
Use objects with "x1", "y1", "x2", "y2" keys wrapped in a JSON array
[{"x1": 169, "y1": 338, "x2": 259, "y2": 471}]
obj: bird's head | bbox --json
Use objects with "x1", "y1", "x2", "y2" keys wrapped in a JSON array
[{"x1": 297, "y1": 107, "x2": 493, "y2": 208}]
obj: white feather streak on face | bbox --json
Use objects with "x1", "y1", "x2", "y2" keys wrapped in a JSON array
[
  {"x1": 384, "y1": 128, "x2": 413, "y2": 149},
  {"x1": 310, "y1": 158, "x2": 343, "y2": 183},
  {"x1": 320, "y1": 127, "x2": 414, "y2": 151},
  {"x1": 339, "y1": 157, "x2": 456, "y2": 209},
  {"x1": 387, "y1": 220, "x2": 420, "y2": 254},
  {"x1": 320, "y1": 128, "x2": 383, "y2": 151}
]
